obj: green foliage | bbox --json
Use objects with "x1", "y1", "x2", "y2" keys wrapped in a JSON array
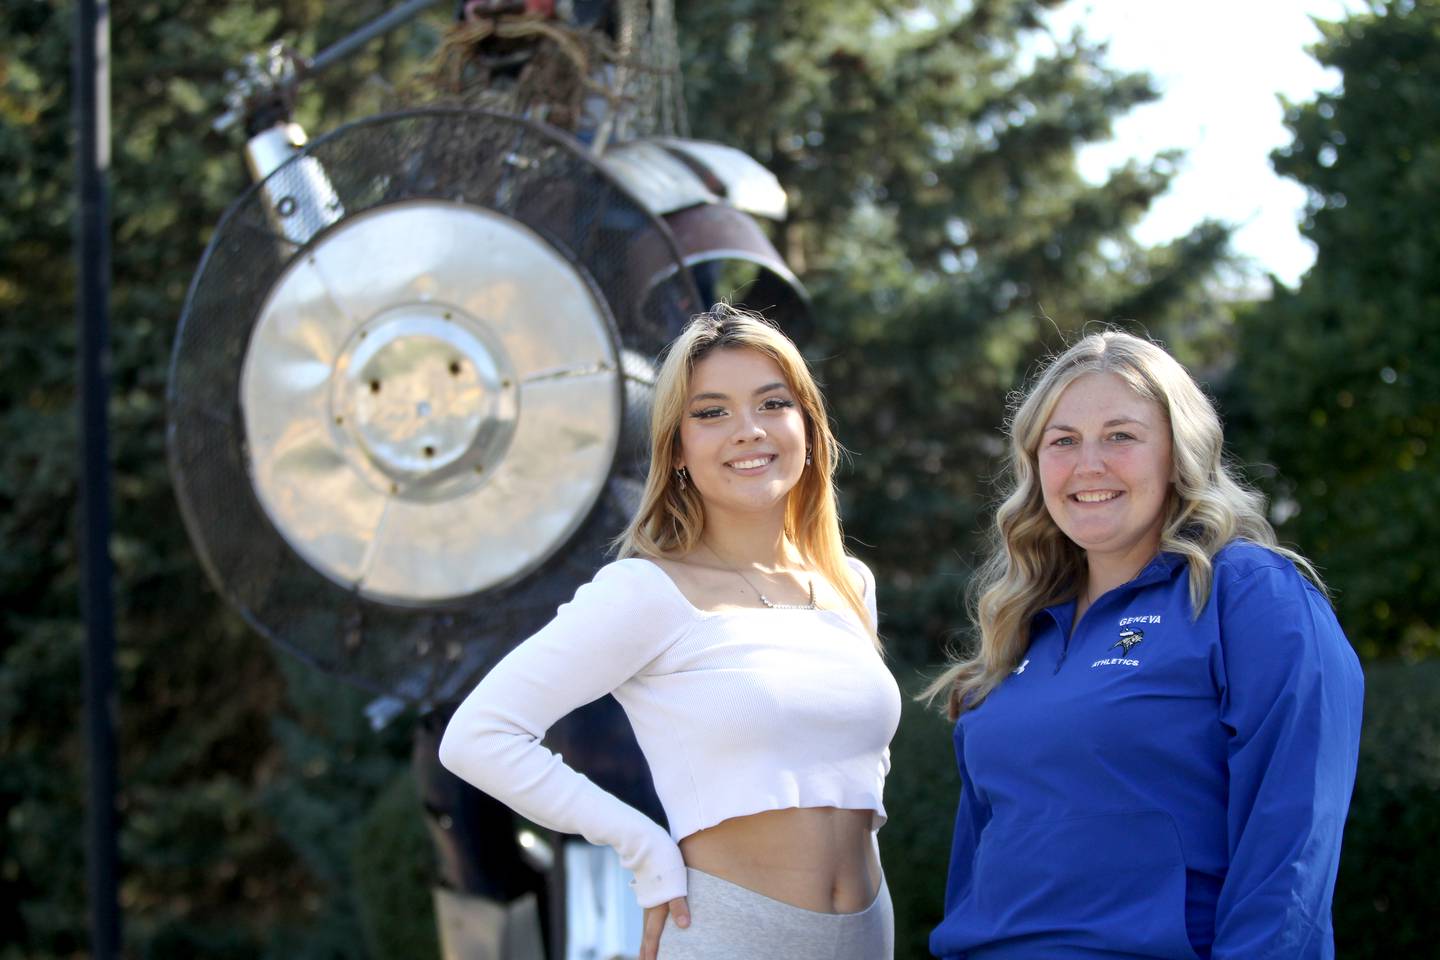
[
  {"x1": 1226, "y1": 0, "x2": 1440, "y2": 660},
  {"x1": 678, "y1": 0, "x2": 1232, "y2": 664},
  {"x1": 352, "y1": 771, "x2": 442, "y2": 960},
  {"x1": 1333, "y1": 660, "x2": 1440, "y2": 956},
  {"x1": 254, "y1": 660, "x2": 416, "y2": 960},
  {"x1": 2, "y1": 0, "x2": 438, "y2": 956},
  {"x1": 881, "y1": 687, "x2": 962, "y2": 960},
  {"x1": 884, "y1": 662, "x2": 1440, "y2": 959},
  {"x1": 4, "y1": 0, "x2": 1237, "y2": 956}
]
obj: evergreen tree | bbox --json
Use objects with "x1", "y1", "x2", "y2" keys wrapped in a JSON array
[
  {"x1": 2, "y1": 1, "x2": 436, "y2": 954},
  {"x1": 4, "y1": 1, "x2": 1232, "y2": 956},
  {"x1": 1227, "y1": 0, "x2": 1440, "y2": 662},
  {"x1": 678, "y1": 3, "x2": 1230, "y2": 953},
  {"x1": 1221, "y1": 6, "x2": 1440, "y2": 954},
  {"x1": 677, "y1": 0, "x2": 1230, "y2": 664}
]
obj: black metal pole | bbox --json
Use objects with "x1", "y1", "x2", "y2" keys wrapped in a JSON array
[
  {"x1": 308, "y1": 0, "x2": 443, "y2": 75},
  {"x1": 73, "y1": 0, "x2": 120, "y2": 956}
]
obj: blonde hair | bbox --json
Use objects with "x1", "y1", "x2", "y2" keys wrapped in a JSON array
[
  {"x1": 924, "y1": 329, "x2": 1323, "y2": 717},
  {"x1": 614, "y1": 304, "x2": 873, "y2": 640}
]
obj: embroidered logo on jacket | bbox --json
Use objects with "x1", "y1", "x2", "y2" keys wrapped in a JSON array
[
  {"x1": 1111, "y1": 627, "x2": 1144, "y2": 656},
  {"x1": 1091, "y1": 623, "x2": 1151, "y2": 668}
]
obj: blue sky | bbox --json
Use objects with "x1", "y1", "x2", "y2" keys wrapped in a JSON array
[{"x1": 1044, "y1": 0, "x2": 1365, "y2": 290}]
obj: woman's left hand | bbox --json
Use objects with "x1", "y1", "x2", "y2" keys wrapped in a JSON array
[{"x1": 639, "y1": 895, "x2": 690, "y2": 960}]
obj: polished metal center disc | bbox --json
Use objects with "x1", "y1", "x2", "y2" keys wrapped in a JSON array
[
  {"x1": 240, "y1": 199, "x2": 621, "y2": 605},
  {"x1": 330, "y1": 303, "x2": 517, "y2": 499}
]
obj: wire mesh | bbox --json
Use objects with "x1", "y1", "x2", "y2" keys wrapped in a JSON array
[{"x1": 169, "y1": 108, "x2": 699, "y2": 705}]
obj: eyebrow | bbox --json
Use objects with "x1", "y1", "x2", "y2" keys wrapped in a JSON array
[
  {"x1": 689, "y1": 381, "x2": 790, "y2": 403},
  {"x1": 1043, "y1": 417, "x2": 1149, "y2": 433}
]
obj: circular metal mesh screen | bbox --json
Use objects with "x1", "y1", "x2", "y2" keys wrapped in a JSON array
[{"x1": 168, "y1": 108, "x2": 699, "y2": 703}]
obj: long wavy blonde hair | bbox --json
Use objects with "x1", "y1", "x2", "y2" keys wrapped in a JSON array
[
  {"x1": 614, "y1": 304, "x2": 874, "y2": 640},
  {"x1": 924, "y1": 329, "x2": 1322, "y2": 717}
]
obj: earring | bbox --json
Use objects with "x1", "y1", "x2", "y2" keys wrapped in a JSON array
[
  {"x1": 805, "y1": 448, "x2": 813, "y2": 466},
  {"x1": 675, "y1": 466, "x2": 689, "y2": 490}
]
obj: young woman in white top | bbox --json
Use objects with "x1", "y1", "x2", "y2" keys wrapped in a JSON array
[{"x1": 439, "y1": 304, "x2": 901, "y2": 959}]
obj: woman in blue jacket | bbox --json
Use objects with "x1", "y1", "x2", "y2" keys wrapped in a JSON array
[{"x1": 925, "y1": 330, "x2": 1363, "y2": 959}]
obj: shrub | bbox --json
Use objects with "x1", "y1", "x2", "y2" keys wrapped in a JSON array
[{"x1": 1334, "y1": 659, "x2": 1440, "y2": 956}]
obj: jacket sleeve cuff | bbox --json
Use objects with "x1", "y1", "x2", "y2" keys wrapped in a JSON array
[{"x1": 627, "y1": 840, "x2": 688, "y2": 908}]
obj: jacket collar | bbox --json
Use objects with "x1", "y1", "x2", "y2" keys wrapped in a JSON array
[{"x1": 1038, "y1": 551, "x2": 1187, "y2": 629}]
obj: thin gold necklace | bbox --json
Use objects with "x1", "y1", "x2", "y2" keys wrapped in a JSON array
[{"x1": 704, "y1": 542, "x2": 818, "y2": 610}]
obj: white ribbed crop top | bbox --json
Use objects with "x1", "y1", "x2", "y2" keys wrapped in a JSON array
[{"x1": 437, "y1": 556, "x2": 901, "y2": 908}]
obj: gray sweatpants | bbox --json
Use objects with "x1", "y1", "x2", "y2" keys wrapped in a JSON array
[{"x1": 657, "y1": 867, "x2": 894, "y2": 960}]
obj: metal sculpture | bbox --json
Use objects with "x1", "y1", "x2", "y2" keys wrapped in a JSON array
[{"x1": 168, "y1": 3, "x2": 810, "y2": 956}]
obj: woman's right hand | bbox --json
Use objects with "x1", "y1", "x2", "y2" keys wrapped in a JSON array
[{"x1": 640, "y1": 896, "x2": 690, "y2": 960}]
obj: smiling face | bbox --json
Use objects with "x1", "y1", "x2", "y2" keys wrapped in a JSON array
[
  {"x1": 1037, "y1": 372, "x2": 1174, "y2": 579},
  {"x1": 676, "y1": 347, "x2": 809, "y2": 522}
]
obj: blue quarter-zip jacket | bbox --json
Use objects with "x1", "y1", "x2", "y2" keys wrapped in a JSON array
[{"x1": 931, "y1": 541, "x2": 1364, "y2": 960}]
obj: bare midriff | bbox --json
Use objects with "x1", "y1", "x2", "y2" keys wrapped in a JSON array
[{"x1": 678, "y1": 806, "x2": 880, "y2": 914}]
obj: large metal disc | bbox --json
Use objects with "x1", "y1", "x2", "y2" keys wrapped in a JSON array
[
  {"x1": 240, "y1": 201, "x2": 621, "y2": 603},
  {"x1": 168, "y1": 109, "x2": 699, "y2": 702}
]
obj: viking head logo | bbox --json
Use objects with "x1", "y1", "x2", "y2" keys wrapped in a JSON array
[{"x1": 1112, "y1": 627, "x2": 1144, "y2": 657}]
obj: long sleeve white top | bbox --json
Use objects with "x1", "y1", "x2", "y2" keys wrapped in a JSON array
[{"x1": 437, "y1": 556, "x2": 901, "y2": 908}]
